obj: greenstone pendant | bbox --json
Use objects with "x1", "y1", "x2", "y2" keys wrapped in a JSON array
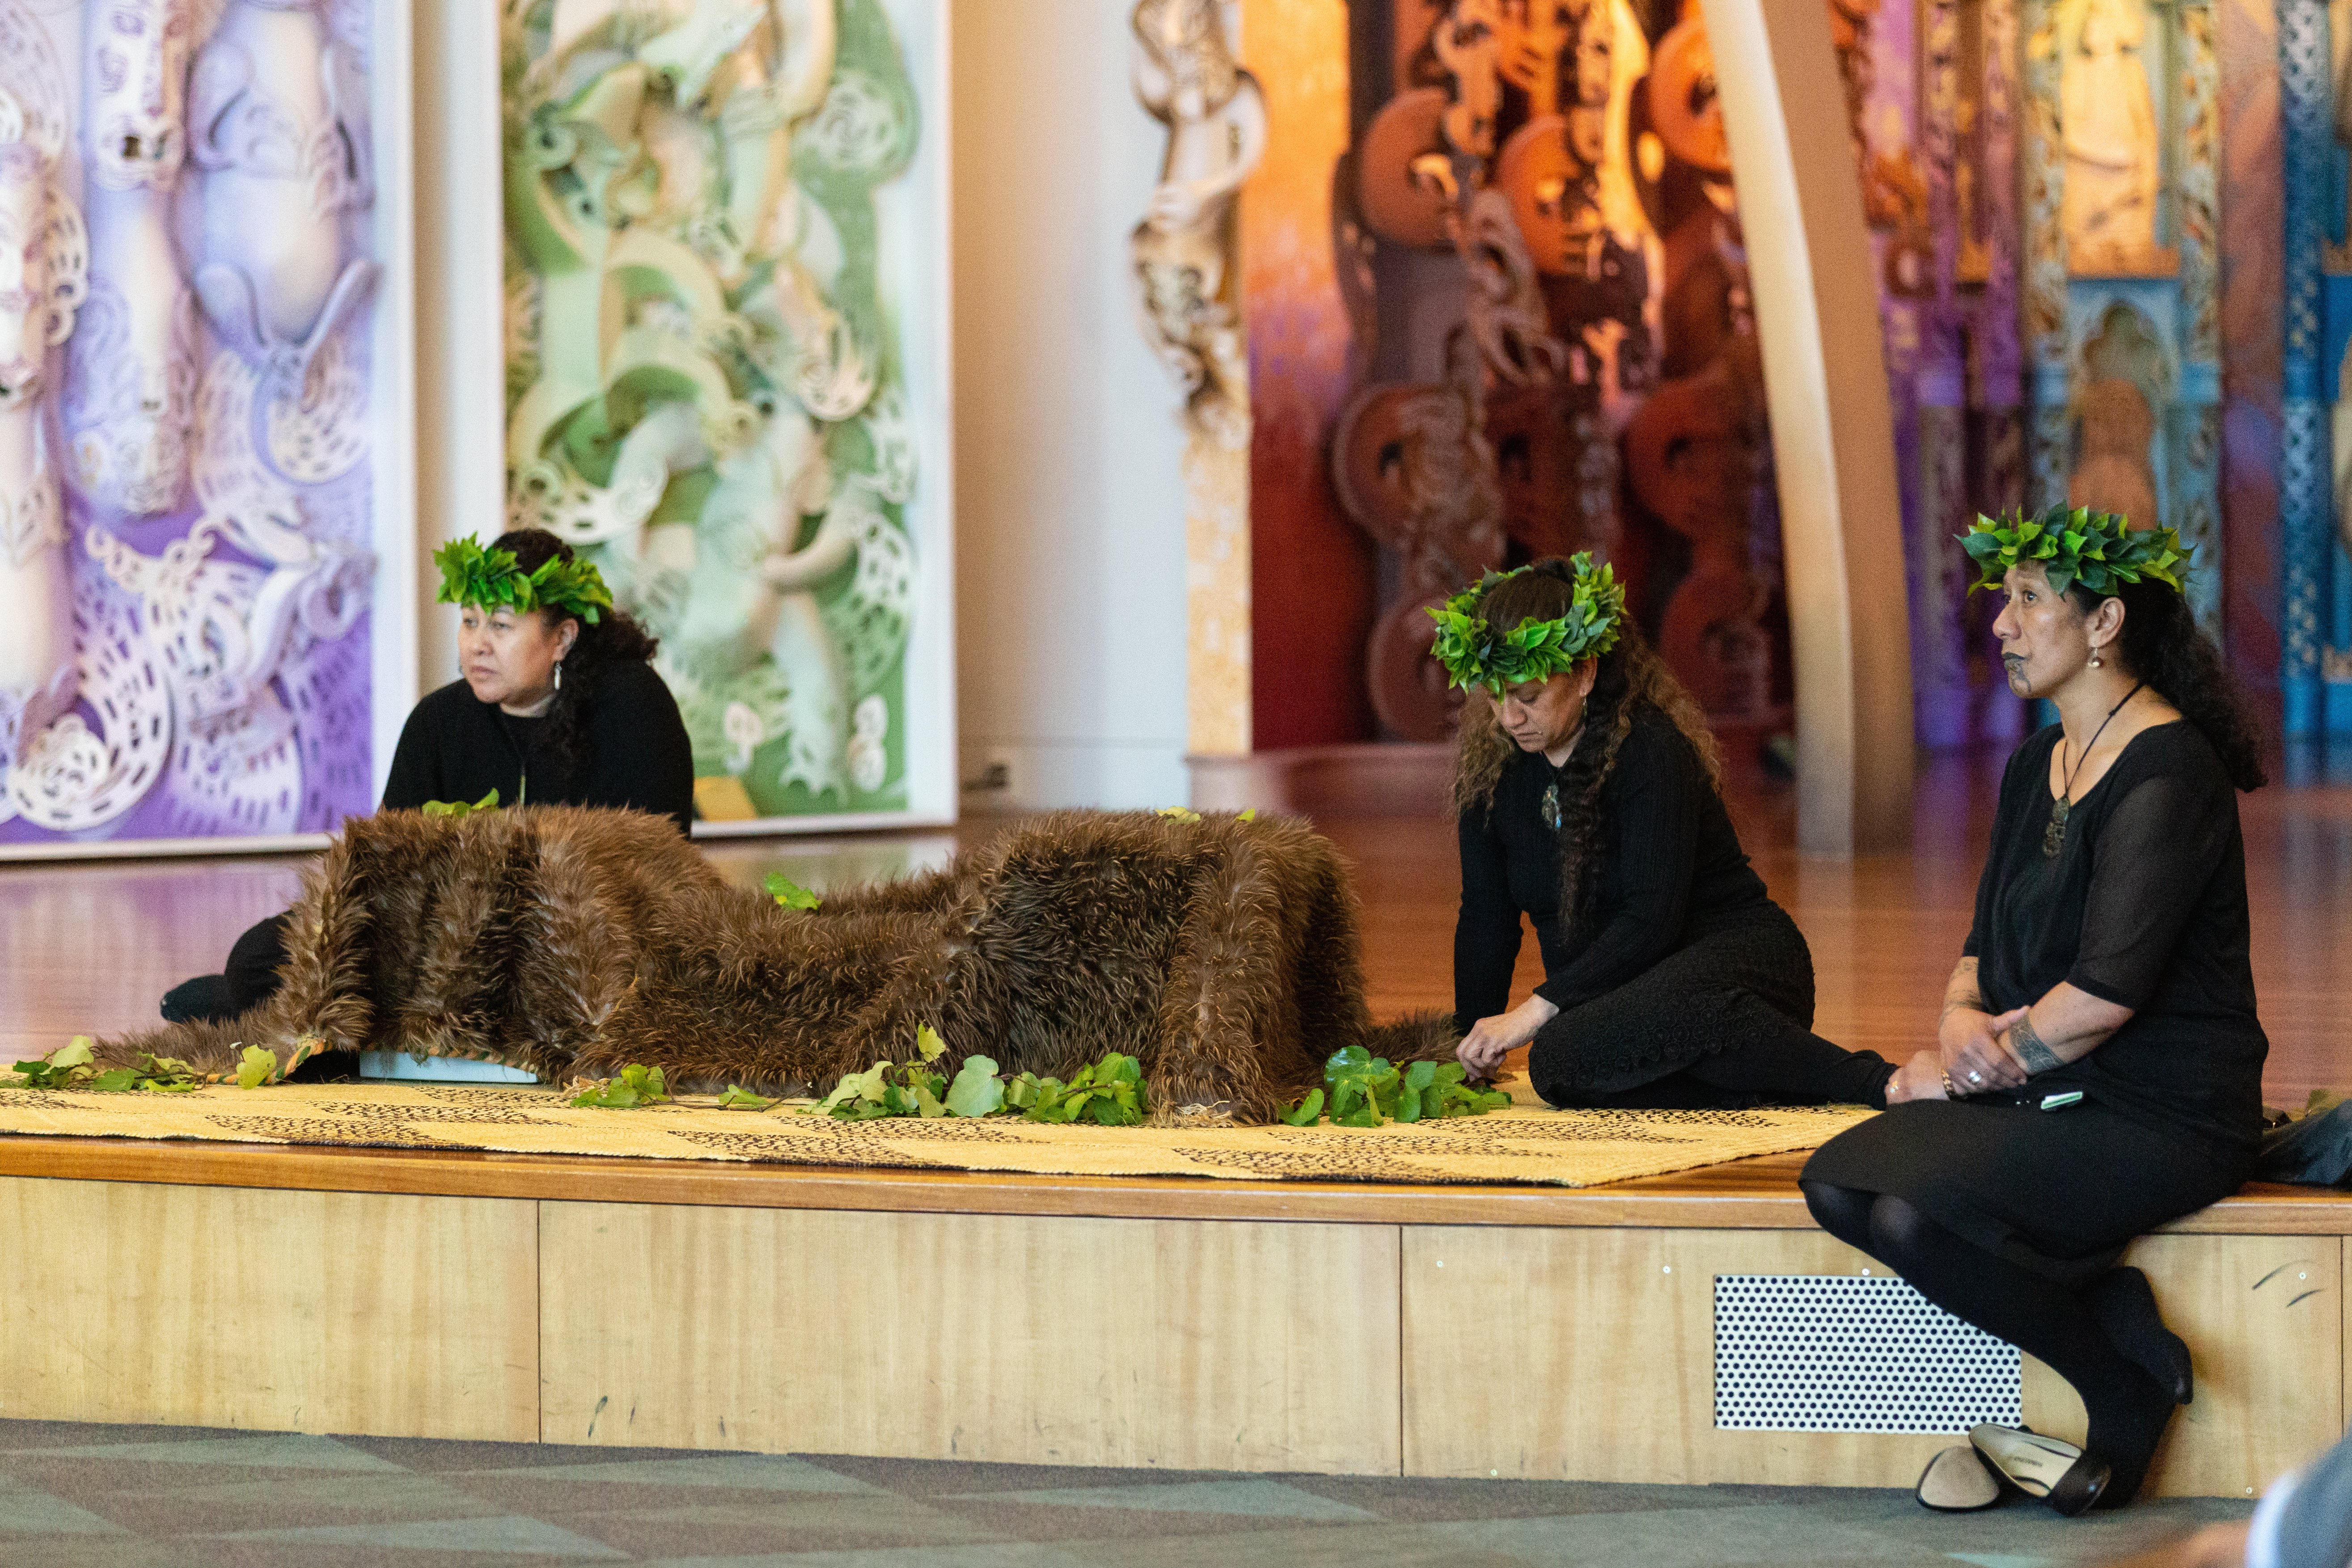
[{"x1": 1541, "y1": 782, "x2": 1561, "y2": 832}]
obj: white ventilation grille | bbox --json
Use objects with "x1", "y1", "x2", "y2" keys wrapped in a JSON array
[{"x1": 1713, "y1": 1274, "x2": 2022, "y2": 1433}]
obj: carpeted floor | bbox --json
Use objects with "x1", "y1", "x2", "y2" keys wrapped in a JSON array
[{"x1": 0, "y1": 1419, "x2": 2253, "y2": 1567}]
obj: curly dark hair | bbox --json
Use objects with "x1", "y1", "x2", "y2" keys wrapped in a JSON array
[
  {"x1": 2063, "y1": 576, "x2": 2266, "y2": 792},
  {"x1": 1451, "y1": 557, "x2": 1723, "y2": 933},
  {"x1": 488, "y1": 529, "x2": 660, "y2": 768}
]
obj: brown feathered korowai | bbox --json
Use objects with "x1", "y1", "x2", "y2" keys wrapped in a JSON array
[{"x1": 106, "y1": 806, "x2": 1458, "y2": 1123}]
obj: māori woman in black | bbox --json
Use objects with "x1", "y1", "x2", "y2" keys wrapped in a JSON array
[
  {"x1": 161, "y1": 529, "x2": 693, "y2": 1024},
  {"x1": 1804, "y1": 508, "x2": 2267, "y2": 1514},
  {"x1": 1444, "y1": 557, "x2": 1897, "y2": 1107}
]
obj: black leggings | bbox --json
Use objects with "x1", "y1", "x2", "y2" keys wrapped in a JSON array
[{"x1": 1802, "y1": 1179, "x2": 2174, "y2": 1501}]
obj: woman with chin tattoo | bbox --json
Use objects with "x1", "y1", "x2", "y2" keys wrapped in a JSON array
[
  {"x1": 1804, "y1": 508, "x2": 2268, "y2": 1518},
  {"x1": 1443, "y1": 556, "x2": 1899, "y2": 1109}
]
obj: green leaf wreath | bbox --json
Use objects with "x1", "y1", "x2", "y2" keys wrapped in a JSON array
[
  {"x1": 1959, "y1": 505, "x2": 2191, "y2": 598},
  {"x1": 434, "y1": 536, "x2": 614, "y2": 625},
  {"x1": 1426, "y1": 555, "x2": 1626, "y2": 696}
]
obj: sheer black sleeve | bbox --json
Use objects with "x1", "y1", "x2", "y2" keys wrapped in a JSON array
[
  {"x1": 1454, "y1": 806, "x2": 1523, "y2": 1033},
  {"x1": 1532, "y1": 719, "x2": 1702, "y2": 1011},
  {"x1": 2068, "y1": 761, "x2": 2232, "y2": 1010}
]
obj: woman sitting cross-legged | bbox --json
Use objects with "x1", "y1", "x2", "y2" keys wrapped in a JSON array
[
  {"x1": 1445, "y1": 556, "x2": 1898, "y2": 1108},
  {"x1": 160, "y1": 529, "x2": 693, "y2": 1026},
  {"x1": 1804, "y1": 507, "x2": 2267, "y2": 1515}
]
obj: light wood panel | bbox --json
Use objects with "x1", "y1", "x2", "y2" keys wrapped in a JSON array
[
  {"x1": 5, "y1": 1136, "x2": 2350, "y2": 1234},
  {"x1": 0, "y1": 1178, "x2": 537, "y2": 1440},
  {"x1": 538, "y1": 1204, "x2": 1401, "y2": 1473},
  {"x1": 2022, "y1": 1234, "x2": 2342, "y2": 1500},
  {"x1": 1401, "y1": 1226, "x2": 1956, "y2": 1488}
]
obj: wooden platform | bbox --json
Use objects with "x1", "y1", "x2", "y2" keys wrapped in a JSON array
[{"x1": 0, "y1": 1134, "x2": 2339, "y2": 1498}]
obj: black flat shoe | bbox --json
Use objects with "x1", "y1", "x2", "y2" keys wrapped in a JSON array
[
  {"x1": 1970, "y1": 1424, "x2": 2111, "y2": 1517},
  {"x1": 1916, "y1": 1445, "x2": 2001, "y2": 1511},
  {"x1": 2090, "y1": 1266, "x2": 2193, "y2": 1405}
]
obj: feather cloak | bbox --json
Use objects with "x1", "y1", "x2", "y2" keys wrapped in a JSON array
[{"x1": 107, "y1": 806, "x2": 1455, "y2": 1123}]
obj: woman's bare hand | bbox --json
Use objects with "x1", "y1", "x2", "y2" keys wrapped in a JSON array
[
  {"x1": 1939, "y1": 1005, "x2": 2030, "y2": 1094},
  {"x1": 1883, "y1": 1049, "x2": 1953, "y2": 1105},
  {"x1": 1457, "y1": 994, "x2": 1558, "y2": 1080}
]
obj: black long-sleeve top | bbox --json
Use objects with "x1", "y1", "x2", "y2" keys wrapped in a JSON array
[
  {"x1": 381, "y1": 662, "x2": 695, "y2": 834},
  {"x1": 1962, "y1": 721, "x2": 2266, "y2": 1152},
  {"x1": 1453, "y1": 704, "x2": 1777, "y2": 1032}
]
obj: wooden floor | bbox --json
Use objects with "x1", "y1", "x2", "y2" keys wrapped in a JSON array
[{"x1": 7, "y1": 747, "x2": 2346, "y2": 1104}]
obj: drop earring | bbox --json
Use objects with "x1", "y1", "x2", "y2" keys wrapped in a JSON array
[
  {"x1": 553, "y1": 661, "x2": 564, "y2": 691},
  {"x1": 2090, "y1": 651, "x2": 2102, "y2": 668}
]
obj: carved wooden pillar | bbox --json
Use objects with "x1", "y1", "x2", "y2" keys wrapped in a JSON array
[
  {"x1": 2175, "y1": 0, "x2": 2225, "y2": 638},
  {"x1": 1914, "y1": 0, "x2": 1973, "y2": 746},
  {"x1": 2020, "y1": 0, "x2": 2072, "y2": 512},
  {"x1": 1698, "y1": 0, "x2": 1916, "y2": 854},
  {"x1": 2283, "y1": 0, "x2": 2331, "y2": 731}
]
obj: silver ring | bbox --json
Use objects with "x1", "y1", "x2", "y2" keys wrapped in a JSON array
[{"x1": 1968, "y1": 1072, "x2": 1983, "y2": 1084}]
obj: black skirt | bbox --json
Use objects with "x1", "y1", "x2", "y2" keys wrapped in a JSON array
[{"x1": 1802, "y1": 1098, "x2": 2251, "y2": 1280}]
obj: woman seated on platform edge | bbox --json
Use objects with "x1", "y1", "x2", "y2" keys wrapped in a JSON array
[
  {"x1": 1804, "y1": 506, "x2": 2267, "y2": 1516},
  {"x1": 161, "y1": 528, "x2": 694, "y2": 1026},
  {"x1": 1445, "y1": 556, "x2": 1897, "y2": 1109}
]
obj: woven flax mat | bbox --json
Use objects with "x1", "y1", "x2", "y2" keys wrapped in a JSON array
[{"x1": 0, "y1": 1082, "x2": 1874, "y2": 1187}]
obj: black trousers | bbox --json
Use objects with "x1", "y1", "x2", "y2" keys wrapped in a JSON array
[{"x1": 1527, "y1": 906, "x2": 1895, "y2": 1109}]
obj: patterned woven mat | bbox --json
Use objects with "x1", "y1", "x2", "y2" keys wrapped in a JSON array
[{"x1": 0, "y1": 1080, "x2": 1874, "y2": 1188}]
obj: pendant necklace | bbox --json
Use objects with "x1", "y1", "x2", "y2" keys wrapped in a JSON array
[
  {"x1": 2044, "y1": 680, "x2": 2144, "y2": 858},
  {"x1": 1539, "y1": 724, "x2": 1584, "y2": 833}
]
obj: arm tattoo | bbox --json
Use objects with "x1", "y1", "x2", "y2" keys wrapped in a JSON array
[{"x1": 2009, "y1": 1013, "x2": 2064, "y2": 1075}]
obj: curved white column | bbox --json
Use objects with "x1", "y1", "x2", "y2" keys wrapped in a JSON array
[{"x1": 1695, "y1": 0, "x2": 1915, "y2": 854}]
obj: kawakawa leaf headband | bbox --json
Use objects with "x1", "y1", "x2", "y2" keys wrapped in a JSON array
[
  {"x1": 1427, "y1": 555, "x2": 1626, "y2": 696},
  {"x1": 433, "y1": 536, "x2": 612, "y2": 624},
  {"x1": 1960, "y1": 504, "x2": 2191, "y2": 599}
]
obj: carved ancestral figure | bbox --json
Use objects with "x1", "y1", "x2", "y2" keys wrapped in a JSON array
[
  {"x1": 1130, "y1": 0, "x2": 1265, "y2": 446},
  {"x1": 0, "y1": 11, "x2": 89, "y2": 795},
  {"x1": 2060, "y1": 0, "x2": 2171, "y2": 275},
  {"x1": 107, "y1": 806, "x2": 1453, "y2": 1124},
  {"x1": 2067, "y1": 377, "x2": 2160, "y2": 528}
]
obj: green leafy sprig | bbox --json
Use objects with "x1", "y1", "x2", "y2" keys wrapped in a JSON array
[
  {"x1": 766, "y1": 871, "x2": 822, "y2": 910},
  {"x1": 718, "y1": 1085, "x2": 775, "y2": 1110},
  {"x1": 570, "y1": 1064, "x2": 672, "y2": 1108},
  {"x1": 9, "y1": 1036, "x2": 97, "y2": 1089},
  {"x1": 88, "y1": 1053, "x2": 204, "y2": 1094},
  {"x1": 1004, "y1": 1053, "x2": 1147, "y2": 1127},
  {"x1": 1282, "y1": 1046, "x2": 1510, "y2": 1126},
  {"x1": 433, "y1": 536, "x2": 614, "y2": 625},
  {"x1": 1959, "y1": 504, "x2": 2191, "y2": 598},
  {"x1": 423, "y1": 789, "x2": 500, "y2": 819},
  {"x1": 809, "y1": 1024, "x2": 954, "y2": 1119},
  {"x1": 1426, "y1": 555, "x2": 1625, "y2": 697}
]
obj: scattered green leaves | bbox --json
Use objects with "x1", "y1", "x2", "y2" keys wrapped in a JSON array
[
  {"x1": 944, "y1": 1055, "x2": 1007, "y2": 1117},
  {"x1": 87, "y1": 1053, "x2": 203, "y2": 1094},
  {"x1": 809, "y1": 1025, "x2": 952, "y2": 1119},
  {"x1": 1282, "y1": 1046, "x2": 1510, "y2": 1126},
  {"x1": 1005, "y1": 1053, "x2": 1147, "y2": 1127},
  {"x1": 570, "y1": 1064, "x2": 672, "y2": 1108},
  {"x1": 765, "y1": 871, "x2": 821, "y2": 910},
  {"x1": 423, "y1": 789, "x2": 500, "y2": 818},
  {"x1": 717, "y1": 1084, "x2": 774, "y2": 1111},
  {"x1": 1156, "y1": 806, "x2": 1202, "y2": 823},
  {"x1": 233, "y1": 1040, "x2": 320, "y2": 1090},
  {"x1": 9, "y1": 1036, "x2": 97, "y2": 1089}
]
